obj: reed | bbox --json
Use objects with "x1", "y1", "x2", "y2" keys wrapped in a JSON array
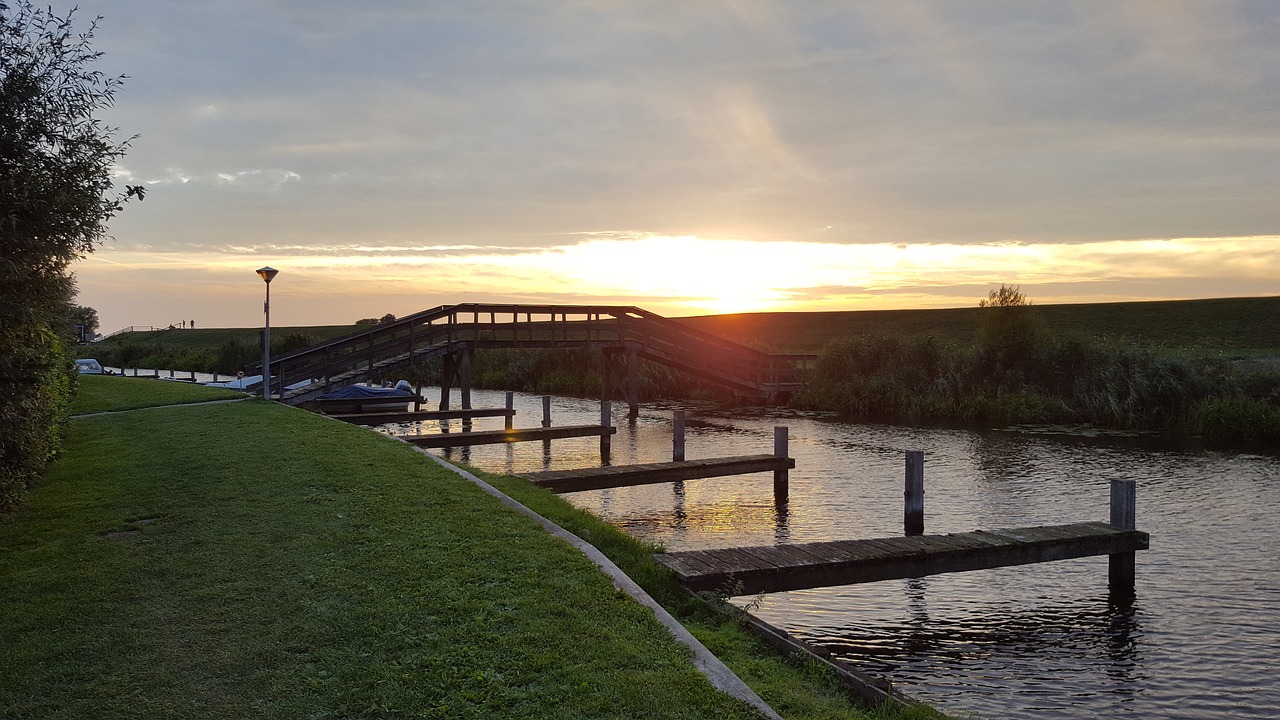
[{"x1": 796, "y1": 330, "x2": 1280, "y2": 440}]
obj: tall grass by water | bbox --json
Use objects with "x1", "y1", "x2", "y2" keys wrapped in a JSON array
[{"x1": 794, "y1": 309, "x2": 1280, "y2": 440}]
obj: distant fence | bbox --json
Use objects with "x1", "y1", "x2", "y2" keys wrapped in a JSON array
[
  {"x1": 97, "y1": 323, "x2": 194, "y2": 341},
  {"x1": 102, "y1": 368, "x2": 232, "y2": 384}
]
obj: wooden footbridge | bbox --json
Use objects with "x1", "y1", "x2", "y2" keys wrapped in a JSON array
[{"x1": 248, "y1": 304, "x2": 815, "y2": 413}]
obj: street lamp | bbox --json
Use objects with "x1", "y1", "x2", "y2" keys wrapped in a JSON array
[{"x1": 257, "y1": 266, "x2": 279, "y2": 400}]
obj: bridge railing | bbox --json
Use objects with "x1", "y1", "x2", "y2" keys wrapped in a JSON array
[{"x1": 253, "y1": 303, "x2": 815, "y2": 398}]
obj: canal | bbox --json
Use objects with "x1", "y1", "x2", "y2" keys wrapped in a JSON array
[{"x1": 377, "y1": 387, "x2": 1280, "y2": 720}]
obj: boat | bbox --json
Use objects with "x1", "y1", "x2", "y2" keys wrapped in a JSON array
[{"x1": 312, "y1": 381, "x2": 416, "y2": 414}]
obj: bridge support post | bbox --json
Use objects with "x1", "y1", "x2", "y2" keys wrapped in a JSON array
[
  {"x1": 673, "y1": 409, "x2": 685, "y2": 461},
  {"x1": 460, "y1": 346, "x2": 473, "y2": 421},
  {"x1": 905, "y1": 450, "x2": 925, "y2": 536},
  {"x1": 460, "y1": 346, "x2": 472, "y2": 410},
  {"x1": 439, "y1": 351, "x2": 456, "y2": 411},
  {"x1": 626, "y1": 344, "x2": 639, "y2": 419},
  {"x1": 774, "y1": 427, "x2": 789, "y2": 502},
  {"x1": 1109, "y1": 479, "x2": 1137, "y2": 595},
  {"x1": 600, "y1": 401, "x2": 612, "y2": 460}
]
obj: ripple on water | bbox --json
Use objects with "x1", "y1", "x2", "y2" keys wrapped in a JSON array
[{"x1": 394, "y1": 388, "x2": 1280, "y2": 720}]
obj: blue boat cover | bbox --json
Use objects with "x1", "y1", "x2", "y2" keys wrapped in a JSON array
[{"x1": 316, "y1": 384, "x2": 414, "y2": 400}]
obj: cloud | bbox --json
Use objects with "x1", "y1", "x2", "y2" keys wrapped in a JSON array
[{"x1": 61, "y1": 1, "x2": 1280, "y2": 330}]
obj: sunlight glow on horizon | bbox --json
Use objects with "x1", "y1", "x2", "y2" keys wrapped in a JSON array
[{"x1": 77, "y1": 234, "x2": 1280, "y2": 329}]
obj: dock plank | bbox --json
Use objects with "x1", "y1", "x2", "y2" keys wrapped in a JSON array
[
  {"x1": 328, "y1": 407, "x2": 515, "y2": 425},
  {"x1": 654, "y1": 522, "x2": 1150, "y2": 595},
  {"x1": 393, "y1": 424, "x2": 614, "y2": 448},
  {"x1": 518, "y1": 454, "x2": 795, "y2": 493}
]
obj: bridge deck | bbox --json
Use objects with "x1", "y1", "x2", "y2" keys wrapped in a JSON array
[
  {"x1": 655, "y1": 522, "x2": 1149, "y2": 595},
  {"x1": 518, "y1": 454, "x2": 795, "y2": 493}
]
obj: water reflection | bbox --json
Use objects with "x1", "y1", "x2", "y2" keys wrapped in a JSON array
[{"x1": 378, "y1": 387, "x2": 1280, "y2": 720}]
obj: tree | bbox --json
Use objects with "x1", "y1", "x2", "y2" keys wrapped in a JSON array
[
  {"x1": 977, "y1": 283, "x2": 1042, "y2": 365},
  {"x1": 1, "y1": 2, "x2": 140, "y2": 511},
  {"x1": 68, "y1": 303, "x2": 98, "y2": 341},
  {"x1": 980, "y1": 283, "x2": 1030, "y2": 308}
]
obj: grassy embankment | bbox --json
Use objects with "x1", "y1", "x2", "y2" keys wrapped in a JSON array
[
  {"x1": 1, "y1": 376, "x2": 942, "y2": 720},
  {"x1": 688, "y1": 297, "x2": 1280, "y2": 440},
  {"x1": 680, "y1": 296, "x2": 1280, "y2": 355},
  {"x1": 88, "y1": 297, "x2": 1280, "y2": 439},
  {"x1": 90, "y1": 324, "x2": 359, "y2": 375}
]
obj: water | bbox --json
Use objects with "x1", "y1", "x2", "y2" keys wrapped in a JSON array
[{"x1": 377, "y1": 387, "x2": 1280, "y2": 719}]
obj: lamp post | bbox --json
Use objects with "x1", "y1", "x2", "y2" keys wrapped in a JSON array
[{"x1": 257, "y1": 266, "x2": 279, "y2": 399}]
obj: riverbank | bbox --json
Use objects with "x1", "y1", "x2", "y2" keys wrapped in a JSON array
[{"x1": 0, "y1": 377, "x2": 942, "y2": 719}]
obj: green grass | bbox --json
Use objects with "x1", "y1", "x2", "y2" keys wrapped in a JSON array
[
  {"x1": 481, "y1": 472, "x2": 945, "y2": 720},
  {"x1": 680, "y1": 296, "x2": 1280, "y2": 353},
  {"x1": 71, "y1": 374, "x2": 245, "y2": 415},
  {"x1": 94, "y1": 324, "x2": 359, "y2": 352},
  {"x1": 1, "y1": 386, "x2": 940, "y2": 719}
]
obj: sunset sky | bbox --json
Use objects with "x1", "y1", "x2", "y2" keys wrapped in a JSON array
[{"x1": 66, "y1": 1, "x2": 1279, "y2": 333}]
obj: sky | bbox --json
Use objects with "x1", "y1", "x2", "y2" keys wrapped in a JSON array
[{"x1": 57, "y1": 1, "x2": 1280, "y2": 332}]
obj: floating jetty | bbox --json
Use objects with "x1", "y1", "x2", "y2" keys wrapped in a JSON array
[
  {"x1": 395, "y1": 423, "x2": 616, "y2": 449},
  {"x1": 520, "y1": 455, "x2": 795, "y2": 493},
  {"x1": 656, "y1": 520, "x2": 1149, "y2": 595}
]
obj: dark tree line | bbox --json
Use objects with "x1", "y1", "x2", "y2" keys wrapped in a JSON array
[{"x1": 1, "y1": 2, "x2": 140, "y2": 511}]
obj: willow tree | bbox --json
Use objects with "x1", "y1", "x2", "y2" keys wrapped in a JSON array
[{"x1": 1, "y1": 1, "x2": 142, "y2": 511}]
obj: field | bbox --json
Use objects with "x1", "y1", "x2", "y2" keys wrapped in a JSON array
[
  {"x1": 678, "y1": 296, "x2": 1280, "y2": 354},
  {"x1": 91, "y1": 297, "x2": 1280, "y2": 364}
]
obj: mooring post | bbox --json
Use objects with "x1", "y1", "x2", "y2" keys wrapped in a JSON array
[
  {"x1": 1109, "y1": 479, "x2": 1137, "y2": 592},
  {"x1": 542, "y1": 395, "x2": 552, "y2": 428},
  {"x1": 414, "y1": 382, "x2": 422, "y2": 412},
  {"x1": 905, "y1": 450, "x2": 925, "y2": 536},
  {"x1": 600, "y1": 400, "x2": 612, "y2": 459},
  {"x1": 505, "y1": 391, "x2": 514, "y2": 430},
  {"x1": 673, "y1": 409, "x2": 686, "y2": 461},
  {"x1": 774, "y1": 426, "x2": 789, "y2": 500}
]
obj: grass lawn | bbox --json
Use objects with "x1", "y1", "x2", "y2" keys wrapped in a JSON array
[
  {"x1": 680, "y1": 295, "x2": 1280, "y2": 353},
  {"x1": 72, "y1": 375, "x2": 245, "y2": 414},
  {"x1": 2, "y1": 381, "x2": 939, "y2": 719}
]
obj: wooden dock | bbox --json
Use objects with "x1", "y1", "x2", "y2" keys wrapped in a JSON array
[
  {"x1": 393, "y1": 424, "x2": 615, "y2": 448},
  {"x1": 328, "y1": 407, "x2": 515, "y2": 426},
  {"x1": 519, "y1": 454, "x2": 795, "y2": 493},
  {"x1": 655, "y1": 521, "x2": 1149, "y2": 595}
]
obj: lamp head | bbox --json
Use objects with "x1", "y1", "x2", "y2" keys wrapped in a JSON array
[{"x1": 256, "y1": 266, "x2": 279, "y2": 284}]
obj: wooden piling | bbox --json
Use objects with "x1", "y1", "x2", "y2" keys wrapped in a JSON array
[
  {"x1": 541, "y1": 396, "x2": 552, "y2": 427},
  {"x1": 773, "y1": 426, "x2": 789, "y2": 500},
  {"x1": 1109, "y1": 479, "x2": 1137, "y2": 592},
  {"x1": 600, "y1": 401, "x2": 612, "y2": 459},
  {"x1": 459, "y1": 346, "x2": 472, "y2": 411},
  {"x1": 905, "y1": 450, "x2": 925, "y2": 536},
  {"x1": 626, "y1": 344, "x2": 640, "y2": 419},
  {"x1": 505, "y1": 391, "x2": 515, "y2": 429},
  {"x1": 673, "y1": 409, "x2": 686, "y2": 461}
]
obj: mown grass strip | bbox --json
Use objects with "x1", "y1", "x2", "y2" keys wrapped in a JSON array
[
  {"x1": 71, "y1": 374, "x2": 244, "y2": 415},
  {"x1": 2, "y1": 398, "x2": 769, "y2": 719},
  {"x1": 480, "y1": 472, "x2": 948, "y2": 720}
]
